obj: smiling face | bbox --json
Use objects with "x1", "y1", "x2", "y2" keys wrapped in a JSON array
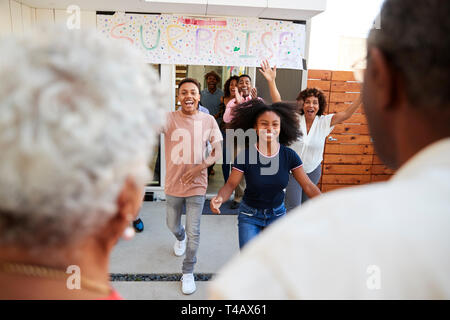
[
  {"x1": 178, "y1": 82, "x2": 200, "y2": 115},
  {"x1": 302, "y1": 96, "x2": 320, "y2": 120},
  {"x1": 238, "y1": 76, "x2": 252, "y2": 97},
  {"x1": 254, "y1": 111, "x2": 280, "y2": 143},
  {"x1": 206, "y1": 75, "x2": 218, "y2": 91},
  {"x1": 229, "y1": 79, "x2": 238, "y2": 97}
]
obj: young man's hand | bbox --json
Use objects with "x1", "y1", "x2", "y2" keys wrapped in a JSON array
[
  {"x1": 180, "y1": 165, "x2": 203, "y2": 185},
  {"x1": 210, "y1": 196, "x2": 223, "y2": 214}
]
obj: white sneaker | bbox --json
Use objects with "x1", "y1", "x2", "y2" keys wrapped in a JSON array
[
  {"x1": 181, "y1": 273, "x2": 196, "y2": 295},
  {"x1": 173, "y1": 237, "x2": 186, "y2": 256}
]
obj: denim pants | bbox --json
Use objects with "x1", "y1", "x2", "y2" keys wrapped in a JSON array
[
  {"x1": 285, "y1": 164, "x2": 322, "y2": 212},
  {"x1": 166, "y1": 194, "x2": 205, "y2": 274},
  {"x1": 237, "y1": 200, "x2": 286, "y2": 249}
]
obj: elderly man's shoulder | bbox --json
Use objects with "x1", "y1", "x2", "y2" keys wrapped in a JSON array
[{"x1": 210, "y1": 179, "x2": 450, "y2": 299}]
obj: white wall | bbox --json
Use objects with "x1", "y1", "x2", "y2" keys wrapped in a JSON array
[
  {"x1": 308, "y1": 0, "x2": 383, "y2": 71},
  {"x1": 0, "y1": 0, "x2": 12, "y2": 36},
  {"x1": 0, "y1": 0, "x2": 96, "y2": 37}
]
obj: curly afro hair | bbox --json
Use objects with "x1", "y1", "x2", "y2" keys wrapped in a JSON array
[
  {"x1": 227, "y1": 99, "x2": 302, "y2": 146},
  {"x1": 223, "y1": 75, "x2": 239, "y2": 98},
  {"x1": 297, "y1": 88, "x2": 327, "y2": 116}
]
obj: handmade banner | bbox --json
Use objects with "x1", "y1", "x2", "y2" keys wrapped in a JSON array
[{"x1": 97, "y1": 13, "x2": 306, "y2": 70}]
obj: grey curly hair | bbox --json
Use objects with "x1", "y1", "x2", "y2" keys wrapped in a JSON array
[{"x1": 0, "y1": 26, "x2": 166, "y2": 250}]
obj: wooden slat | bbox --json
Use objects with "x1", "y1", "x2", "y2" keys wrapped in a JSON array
[
  {"x1": 323, "y1": 164, "x2": 371, "y2": 175},
  {"x1": 321, "y1": 184, "x2": 357, "y2": 192},
  {"x1": 371, "y1": 164, "x2": 395, "y2": 175},
  {"x1": 307, "y1": 79, "x2": 331, "y2": 92},
  {"x1": 332, "y1": 123, "x2": 369, "y2": 135},
  {"x1": 328, "y1": 102, "x2": 364, "y2": 114},
  {"x1": 372, "y1": 155, "x2": 385, "y2": 165},
  {"x1": 323, "y1": 154, "x2": 373, "y2": 165},
  {"x1": 325, "y1": 133, "x2": 372, "y2": 144},
  {"x1": 322, "y1": 174, "x2": 371, "y2": 184},
  {"x1": 330, "y1": 81, "x2": 361, "y2": 93},
  {"x1": 371, "y1": 174, "x2": 393, "y2": 182},
  {"x1": 342, "y1": 113, "x2": 368, "y2": 124},
  {"x1": 324, "y1": 144, "x2": 374, "y2": 155},
  {"x1": 330, "y1": 92, "x2": 360, "y2": 103},
  {"x1": 331, "y1": 71, "x2": 356, "y2": 81},
  {"x1": 308, "y1": 70, "x2": 332, "y2": 81}
]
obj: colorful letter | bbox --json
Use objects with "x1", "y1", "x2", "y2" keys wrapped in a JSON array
[
  {"x1": 166, "y1": 24, "x2": 187, "y2": 53},
  {"x1": 195, "y1": 28, "x2": 213, "y2": 55},
  {"x1": 239, "y1": 30, "x2": 256, "y2": 59},
  {"x1": 140, "y1": 25, "x2": 161, "y2": 50},
  {"x1": 214, "y1": 30, "x2": 233, "y2": 56},
  {"x1": 261, "y1": 32, "x2": 274, "y2": 60},
  {"x1": 110, "y1": 23, "x2": 134, "y2": 44},
  {"x1": 278, "y1": 32, "x2": 295, "y2": 63}
]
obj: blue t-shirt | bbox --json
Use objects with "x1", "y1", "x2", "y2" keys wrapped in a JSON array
[
  {"x1": 200, "y1": 88, "x2": 223, "y2": 116},
  {"x1": 232, "y1": 144, "x2": 303, "y2": 209}
]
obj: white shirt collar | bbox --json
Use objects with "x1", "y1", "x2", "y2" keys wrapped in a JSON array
[{"x1": 392, "y1": 138, "x2": 450, "y2": 181}]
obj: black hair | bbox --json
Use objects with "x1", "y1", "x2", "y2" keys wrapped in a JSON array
[
  {"x1": 238, "y1": 74, "x2": 252, "y2": 83},
  {"x1": 178, "y1": 78, "x2": 201, "y2": 92},
  {"x1": 227, "y1": 99, "x2": 301, "y2": 146},
  {"x1": 204, "y1": 71, "x2": 221, "y2": 82},
  {"x1": 223, "y1": 76, "x2": 240, "y2": 98}
]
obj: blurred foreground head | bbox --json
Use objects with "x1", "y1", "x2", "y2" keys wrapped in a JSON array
[
  {"x1": 0, "y1": 27, "x2": 165, "y2": 254},
  {"x1": 363, "y1": 0, "x2": 450, "y2": 169}
]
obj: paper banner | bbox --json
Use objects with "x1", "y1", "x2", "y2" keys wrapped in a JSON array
[{"x1": 97, "y1": 13, "x2": 306, "y2": 70}]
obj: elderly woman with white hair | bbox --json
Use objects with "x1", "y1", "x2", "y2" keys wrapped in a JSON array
[{"x1": 0, "y1": 27, "x2": 165, "y2": 299}]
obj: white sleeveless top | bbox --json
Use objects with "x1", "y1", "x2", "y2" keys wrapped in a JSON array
[{"x1": 290, "y1": 114, "x2": 335, "y2": 173}]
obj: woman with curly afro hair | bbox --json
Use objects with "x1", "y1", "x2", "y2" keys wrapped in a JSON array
[
  {"x1": 285, "y1": 88, "x2": 361, "y2": 210},
  {"x1": 258, "y1": 60, "x2": 362, "y2": 211},
  {"x1": 210, "y1": 99, "x2": 321, "y2": 248}
]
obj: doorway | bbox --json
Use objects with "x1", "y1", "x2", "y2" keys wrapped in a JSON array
[{"x1": 175, "y1": 64, "x2": 251, "y2": 196}]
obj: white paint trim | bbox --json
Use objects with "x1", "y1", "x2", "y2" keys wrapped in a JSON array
[{"x1": 301, "y1": 19, "x2": 312, "y2": 90}]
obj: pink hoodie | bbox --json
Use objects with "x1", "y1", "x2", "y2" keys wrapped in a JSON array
[{"x1": 223, "y1": 96, "x2": 259, "y2": 123}]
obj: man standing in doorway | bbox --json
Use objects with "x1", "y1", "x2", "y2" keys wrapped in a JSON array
[
  {"x1": 200, "y1": 70, "x2": 223, "y2": 118},
  {"x1": 200, "y1": 71, "x2": 224, "y2": 177}
]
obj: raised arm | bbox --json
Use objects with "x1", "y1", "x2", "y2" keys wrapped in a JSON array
[
  {"x1": 259, "y1": 59, "x2": 281, "y2": 103},
  {"x1": 330, "y1": 94, "x2": 362, "y2": 126},
  {"x1": 210, "y1": 168, "x2": 244, "y2": 214}
]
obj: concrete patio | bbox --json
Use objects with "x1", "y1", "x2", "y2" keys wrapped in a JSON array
[{"x1": 109, "y1": 199, "x2": 240, "y2": 300}]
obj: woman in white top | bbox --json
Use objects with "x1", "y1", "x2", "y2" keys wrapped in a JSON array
[{"x1": 259, "y1": 61, "x2": 362, "y2": 210}]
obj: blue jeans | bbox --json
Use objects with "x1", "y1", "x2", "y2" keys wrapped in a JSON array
[
  {"x1": 166, "y1": 194, "x2": 205, "y2": 274},
  {"x1": 237, "y1": 201, "x2": 286, "y2": 249}
]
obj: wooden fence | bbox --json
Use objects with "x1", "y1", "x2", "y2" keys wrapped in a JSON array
[{"x1": 307, "y1": 70, "x2": 395, "y2": 192}]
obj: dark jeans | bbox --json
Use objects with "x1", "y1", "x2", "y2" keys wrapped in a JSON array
[{"x1": 237, "y1": 200, "x2": 286, "y2": 249}]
